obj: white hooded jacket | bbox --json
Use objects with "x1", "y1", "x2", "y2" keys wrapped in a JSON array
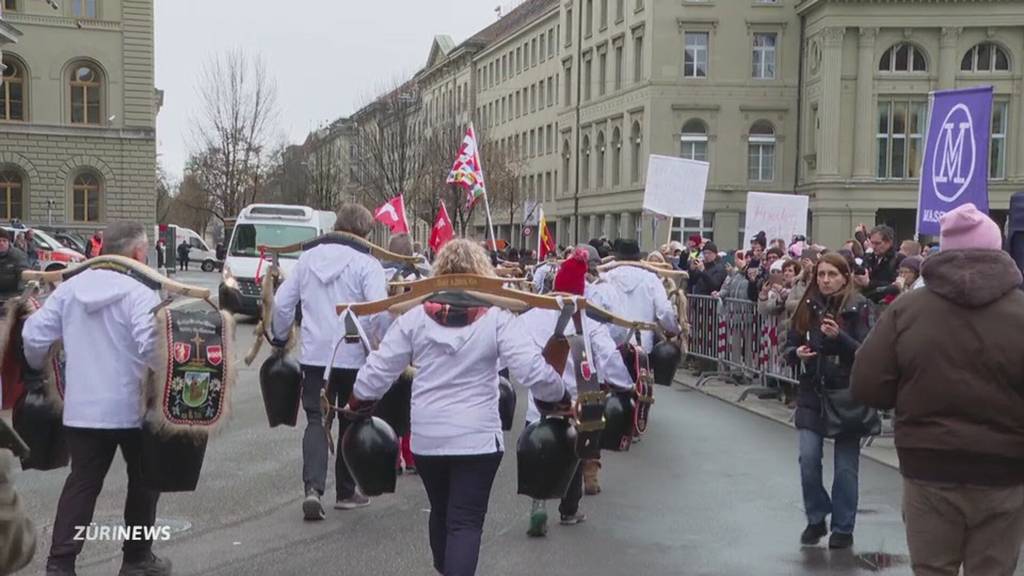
[
  {"x1": 603, "y1": 266, "x2": 678, "y2": 352},
  {"x1": 272, "y1": 244, "x2": 390, "y2": 369},
  {"x1": 22, "y1": 269, "x2": 161, "y2": 429}
]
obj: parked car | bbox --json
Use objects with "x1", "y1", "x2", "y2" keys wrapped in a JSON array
[
  {"x1": 36, "y1": 227, "x2": 89, "y2": 254},
  {"x1": 2, "y1": 226, "x2": 86, "y2": 271}
]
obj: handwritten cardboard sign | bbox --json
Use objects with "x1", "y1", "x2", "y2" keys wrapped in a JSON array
[
  {"x1": 743, "y1": 192, "x2": 809, "y2": 248},
  {"x1": 642, "y1": 155, "x2": 709, "y2": 219}
]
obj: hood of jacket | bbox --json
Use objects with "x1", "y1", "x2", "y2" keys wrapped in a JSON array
[
  {"x1": 607, "y1": 266, "x2": 652, "y2": 295},
  {"x1": 921, "y1": 249, "x2": 1023, "y2": 308},
  {"x1": 307, "y1": 244, "x2": 358, "y2": 284},
  {"x1": 72, "y1": 269, "x2": 148, "y2": 313},
  {"x1": 420, "y1": 305, "x2": 495, "y2": 355}
]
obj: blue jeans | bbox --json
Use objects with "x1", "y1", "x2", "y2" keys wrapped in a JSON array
[{"x1": 798, "y1": 428, "x2": 861, "y2": 534}]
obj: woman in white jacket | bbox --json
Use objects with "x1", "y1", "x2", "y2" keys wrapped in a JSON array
[{"x1": 349, "y1": 239, "x2": 568, "y2": 576}]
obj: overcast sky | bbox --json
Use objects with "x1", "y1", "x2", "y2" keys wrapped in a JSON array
[{"x1": 154, "y1": 1, "x2": 501, "y2": 179}]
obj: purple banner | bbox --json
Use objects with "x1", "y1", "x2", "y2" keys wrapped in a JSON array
[{"x1": 917, "y1": 86, "x2": 993, "y2": 236}]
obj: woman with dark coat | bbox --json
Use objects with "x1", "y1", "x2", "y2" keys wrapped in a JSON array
[{"x1": 784, "y1": 252, "x2": 871, "y2": 550}]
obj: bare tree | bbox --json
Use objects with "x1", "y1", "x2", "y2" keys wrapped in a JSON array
[
  {"x1": 188, "y1": 50, "x2": 279, "y2": 223},
  {"x1": 352, "y1": 81, "x2": 421, "y2": 209},
  {"x1": 412, "y1": 118, "x2": 479, "y2": 236},
  {"x1": 478, "y1": 135, "x2": 525, "y2": 247},
  {"x1": 308, "y1": 133, "x2": 345, "y2": 211}
]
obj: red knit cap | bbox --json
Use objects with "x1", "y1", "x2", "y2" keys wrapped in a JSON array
[{"x1": 554, "y1": 249, "x2": 588, "y2": 295}]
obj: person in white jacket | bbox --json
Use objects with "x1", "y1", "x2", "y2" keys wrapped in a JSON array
[
  {"x1": 603, "y1": 239, "x2": 679, "y2": 352},
  {"x1": 521, "y1": 249, "x2": 634, "y2": 537},
  {"x1": 22, "y1": 222, "x2": 170, "y2": 576},
  {"x1": 348, "y1": 239, "x2": 568, "y2": 576},
  {"x1": 271, "y1": 204, "x2": 391, "y2": 520}
]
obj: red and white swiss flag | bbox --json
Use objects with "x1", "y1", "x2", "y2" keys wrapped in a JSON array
[
  {"x1": 429, "y1": 201, "x2": 454, "y2": 253},
  {"x1": 374, "y1": 195, "x2": 409, "y2": 234}
]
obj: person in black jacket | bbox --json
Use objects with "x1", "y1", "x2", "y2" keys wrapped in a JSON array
[
  {"x1": 860, "y1": 225, "x2": 904, "y2": 303},
  {"x1": 0, "y1": 229, "x2": 28, "y2": 304},
  {"x1": 177, "y1": 240, "x2": 190, "y2": 271},
  {"x1": 688, "y1": 242, "x2": 726, "y2": 296},
  {"x1": 784, "y1": 252, "x2": 871, "y2": 550}
]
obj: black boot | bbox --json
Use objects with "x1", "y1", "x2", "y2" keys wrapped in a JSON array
[
  {"x1": 800, "y1": 522, "x2": 827, "y2": 545},
  {"x1": 829, "y1": 532, "x2": 854, "y2": 550},
  {"x1": 118, "y1": 552, "x2": 172, "y2": 576}
]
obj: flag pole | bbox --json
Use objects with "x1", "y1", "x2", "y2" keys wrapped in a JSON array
[{"x1": 470, "y1": 122, "x2": 499, "y2": 253}]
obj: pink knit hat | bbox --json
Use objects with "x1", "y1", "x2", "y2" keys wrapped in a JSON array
[{"x1": 939, "y1": 203, "x2": 1002, "y2": 252}]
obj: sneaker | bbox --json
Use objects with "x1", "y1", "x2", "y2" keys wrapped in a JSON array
[
  {"x1": 559, "y1": 512, "x2": 586, "y2": 526},
  {"x1": 303, "y1": 489, "x2": 326, "y2": 521},
  {"x1": 829, "y1": 532, "x2": 854, "y2": 550},
  {"x1": 527, "y1": 500, "x2": 548, "y2": 537},
  {"x1": 335, "y1": 491, "x2": 370, "y2": 510},
  {"x1": 800, "y1": 522, "x2": 828, "y2": 546},
  {"x1": 117, "y1": 552, "x2": 172, "y2": 576},
  {"x1": 405, "y1": 466, "x2": 417, "y2": 475}
]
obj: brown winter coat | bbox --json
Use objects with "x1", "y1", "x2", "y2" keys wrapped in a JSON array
[
  {"x1": 852, "y1": 250, "x2": 1024, "y2": 485},
  {"x1": 0, "y1": 449, "x2": 35, "y2": 575}
]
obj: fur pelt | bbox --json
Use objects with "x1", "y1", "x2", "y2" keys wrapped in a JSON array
[{"x1": 0, "y1": 296, "x2": 64, "y2": 413}]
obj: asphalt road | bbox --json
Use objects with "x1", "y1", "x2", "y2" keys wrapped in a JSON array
[{"x1": 8, "y1": 271, "x2": 1008, "y2": 575}]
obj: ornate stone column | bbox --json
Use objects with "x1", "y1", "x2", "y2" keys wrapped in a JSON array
[
  {"x1": 853, "y1": 28, "x2": 877, "y2": 178},
  {"x1": 819, "y1": 27, "x2": 845, "y2": 177}
]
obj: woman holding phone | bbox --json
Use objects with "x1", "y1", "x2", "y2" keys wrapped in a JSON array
[{"x1": 784, "y1": 253, "x2": 871, "y2": 550}]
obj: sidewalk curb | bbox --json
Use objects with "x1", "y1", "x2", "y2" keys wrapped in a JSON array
[{"x1": 673, "y1": 374, "x2": 900, "y2": 471}]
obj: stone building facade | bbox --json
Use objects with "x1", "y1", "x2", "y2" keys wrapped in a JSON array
[
  {"x1": 0, "y1": 0, "x2": 157, "y2": 232},
  {"x1": 343, "y1": 0, "x2": 1024, "y2": 251}
]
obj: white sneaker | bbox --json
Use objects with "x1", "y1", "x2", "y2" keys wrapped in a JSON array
[{"x1": 334, "y1": 492, "x2": 370, "y2": 510}]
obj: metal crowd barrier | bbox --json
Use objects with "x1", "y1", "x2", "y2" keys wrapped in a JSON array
[{"x1": 686, "y1": 295, "x2": 799, "y2": 401}]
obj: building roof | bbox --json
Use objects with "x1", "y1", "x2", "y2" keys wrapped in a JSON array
[{"x1": 458, "y1": 0, "x2": 558, "y2": 50}]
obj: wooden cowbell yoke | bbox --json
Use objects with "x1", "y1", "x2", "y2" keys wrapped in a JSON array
[{"x1": 14, "y1": 256, "x2": 235, "y2": 492}]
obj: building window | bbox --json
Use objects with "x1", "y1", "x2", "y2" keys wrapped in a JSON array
[
  {"x1": 596, "y1": 131, "x2": 606, "y2": 188},
  {"x1": 680, "y1": 119, "x2": 708, "y2": 162},
  {"x1": 582, "y1": 135, "x2": 591, "y2": 190},
  {"x1": 631, "y1": 121, "x2": 642, "y2": 183},
  {"x1": 562, "y1": 141, "x2": 571, "y2": 193},
  {"x1": 598, "y1": 51, "x2": 607, "y2": 96},
  {"x1": 3, "y1": 0, "x2": 17, "y2": 11},
  {"x1": 685, "y1": 32, "x2": 709, "y2": 78},
  {"x1": 0, "y1": 170, "x2": 23, "y2": 220},
  {"x1": 584, "y1": 57, "x2": 592, "y2": 101},
  {"x1": 600, "y1": 0, "x2": 608, "y2": 28},
  {"x1": 1, "y1": 56, "x2": 25, "y2": 121},
  {"x1": 548, "y1": 29, "x2": 555, "y2": 58},
  {"x1": 635, "y1": 0, "x2": 644, "y2": 10},
  {"x1": 70, "y1": 63, "x2": 102, "y2": 125},
  {"x1": 991, "y1": 101, "x2": 1008, "y2": 180},
  {"x1": 748, "y1": 121, "x2": 776, "y2": 182},
  {"x1": 565, "y1": 64, "x2": 572, "y2": 106},
  {"x1": 616, "y1": 0, "x2": 624, "y2": 21},
  {"x1": 540, "y1": 35, "x2": 546, "y2": 62},
  {"x1": 71, "y1": 0, "x2": 96, "y2": 18},
  {"x1": 614, "y1": 45, "x2": 623, "y2": 90},
  {"x1": 611, "y1": 127, "x2": 622, "y2": 186},
  {"x1": 72, "y1": 171, "x2": 101, "y2": 222},
  {"x1": 752, "y1": 33, "x2": 777, "y2": 80},
  {"x1": 962, "y1": 43, "x2": 1011, "y2": 72},
  {"x1": 876, "y1": 99, "x2": 927, "y2": 179},
  {"x1": 532, "y1": 38, "x2": 538, "y2": 67},
  {"x1": 566, "y1": 8, "x2": 573, "y2": 45},
  {"x1": 879, "y1": 43, "x2": 927, "y2": 73},
  {"x1": 586, "y1": 0, "x2": 593, "y2": 37},
  {"x1": 633, "y1": 35, "x2": 643, "y2": 83},
  {"x1": 547, "y1": 76, "x2": 554, "y2": 106},
  {"x1": 672, "y1": 214, "x2": 715, "y2": 244}
]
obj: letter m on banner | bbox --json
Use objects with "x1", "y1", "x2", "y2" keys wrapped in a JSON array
[{"x1": 917, "y1": 86, "x2": 993, "y2": 237}]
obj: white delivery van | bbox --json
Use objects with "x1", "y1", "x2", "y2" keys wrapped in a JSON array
[
  {"x1": 174, "y1": 227, "x2": 220, "y2": 272},
  {"x1": 219, "y1": 204, "x2": 336, "y2": 316}
]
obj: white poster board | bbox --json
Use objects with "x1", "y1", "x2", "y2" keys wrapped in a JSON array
[
  {"x1": 642, "y1": 155, "x2": 709, "y2": 219},
  {"x1": 743, "y1": 192, "x2": 809, "y2": 249},
  {"x1": 522, "y1": 200, "x2": 540, "y2": 226}
]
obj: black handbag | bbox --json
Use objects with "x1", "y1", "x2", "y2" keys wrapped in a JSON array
[{"x1": 819, "y1": 385, "x2": 881, "y2": 439}]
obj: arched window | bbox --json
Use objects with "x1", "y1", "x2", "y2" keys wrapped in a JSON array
[
  {"x1": 70, "y1": 63, "x2": 102, "y2": 125},
  {"x1": 581, "y1": 135, "x2": 591, "y2": 190},
  {"x1": 680, "y1": 119, "x2": 708, "y2": 162},
  {"x1": 630, "y1": 121, "x2": 642, "y2": 184},
  {"x1": 611, "y1": 128, "x2": 622, "y2": 186},
  {"x1": 72, "y1": 171, "x2": 101, "y2": 222},
  {"x1": 1, "y1": 56, "x2": 25, "y2": 121},
  {"x1": 0, "y1": 170, "x2": 23, "y2": 220},
  {"x1": 562, "y1": 140, "x2": 571, "y2": 194},
  {"x1": 748, "y1": 121, "x2": 776, "y2": 182},
  {"x1": 879, "y1": 43, "x2": 927, "y2": 73},
  {"x1": 961, "y1": 42, "x2": 1010, "y2": 72},
  {"x1": 596, "y1": 131, "x2": 606, "y2": 188}
]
